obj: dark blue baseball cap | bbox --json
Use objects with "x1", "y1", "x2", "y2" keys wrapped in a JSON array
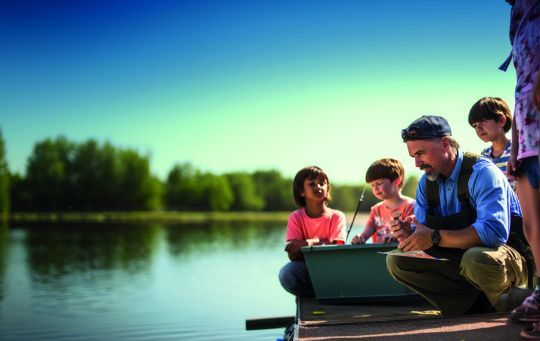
[{"x1": 401, "y1": 115, "x2": 452, "y2": 142}]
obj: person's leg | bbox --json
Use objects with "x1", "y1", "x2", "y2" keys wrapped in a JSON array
[
  {"x1": 278, "y1": 261, "x2": 315, "y2": 297},
  {"x1": 386, "y1": 255, "x2": 480, "y2": 316},
  {"x1": 460, "y1": 246, "x2": 527, "y2": 311},
  {"x1": 511, "y1": 156, "x2": 540, "y2": 322},
  {"x1": 518, "y1": 157, "x2": 540, "y2": 277}
]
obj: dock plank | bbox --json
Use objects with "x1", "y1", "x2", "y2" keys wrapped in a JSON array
[{"x1": 297, "y1": 297, "x2": 524, "y2": 340}]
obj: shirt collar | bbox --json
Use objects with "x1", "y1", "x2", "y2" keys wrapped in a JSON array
[{"x1": 436, "y1": 150, "x2": 463, "y2": 184}]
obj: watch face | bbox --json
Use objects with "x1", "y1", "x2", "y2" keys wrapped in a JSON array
[{"x1": 431, "y1": 230, "x2": 441, "y2": 245}]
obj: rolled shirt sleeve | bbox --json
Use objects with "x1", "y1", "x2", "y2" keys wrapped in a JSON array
[
  {"x1": 413, "y1": 154, "x2": 519, "y2": 248},
  {"x1": 414, "y1": 178, "x2": 428, "y2": 226},
  {"x1": 469, "y1": 164, "x2": 511, "y2": 247}
]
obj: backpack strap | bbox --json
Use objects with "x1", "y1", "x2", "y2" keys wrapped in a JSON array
[
  {"x1": 457, "y1": 152, "x2": 480, "y2": 207},
  {"x1": 425, "y1": 152, "x2": 480, "y2": 214},
  {"x1": 425, "y1": 177, "x2": 439, "y2": 215}
]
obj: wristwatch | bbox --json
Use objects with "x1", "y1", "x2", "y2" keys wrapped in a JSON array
[{"x1": 431, "y1": 229, "x2": 441, "y2": 246}]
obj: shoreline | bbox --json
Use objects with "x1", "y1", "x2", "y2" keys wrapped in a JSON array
[
  {"x1": 4, "y1": 211, "x2": 292, "y2": 224},
  {"x1": 3, "y1": 211, "x2": 369, "y2": 224}
]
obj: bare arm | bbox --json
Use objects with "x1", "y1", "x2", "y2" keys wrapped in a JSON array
[
  {"x1": 285, "y1": 239, "x2": 308, "y2": 261},
  {"x1": 351, "y1": 224, "x2": 375, "y2": 244},
  {"x1": 398, "y1": 218, "x2": 483, "y2": 252}
]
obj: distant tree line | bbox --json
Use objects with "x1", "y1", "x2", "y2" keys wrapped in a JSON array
[
  {"x1": 0, "y1": 133, "x2": 418, "y2": 213},
  {"x1": 0, "y1": 130, "x2": 9, "y2": 215}
]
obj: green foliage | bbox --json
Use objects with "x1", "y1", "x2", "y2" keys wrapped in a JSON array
[
  {"x1": 19, "y1": 136, "x2": 160, "y2": 211},
  {"x1": 330, "y1": 185, "x2": 362, "y2": 212},
  {"x1": 252, "y1": 170, "x2": 293, "y2": 211},
  {"x1": 0, "y1": 129, "x2": 9, "y2": 214},
  {"x1": 165, "y1": 163, "x2": 202, "y2": 210},
  {"x1": 9, "y1": 173, "x2": 29, "y2": 211},
  {"x1": 7, "y1": 133, "x2": 402, "y2": 213},
  {"x1": 200, "y1": 173, "x2": 234, "y2": 211},
  {"x1": 333, "y1": 183, "x2": 378, "y2": 213},
  {"x1": 165, "y1": 164, "x2": 234, "y2": 211},
  {"x1": 224, "y1": 172, "x2": 264, "y2": 211},
  {"x1": 25, "y1": 137, "x2": 75, "y2": 211},
  {"x1": 117, "y1": 149, "x2": 161, "y2": 210},
  {"x1": 402, "y1": 175, "x2": 419, "y2": 199}
]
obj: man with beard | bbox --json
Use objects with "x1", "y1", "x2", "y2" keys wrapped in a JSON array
[{"x1": 387, "y1": 115, "x2": 528, "y2": 316}]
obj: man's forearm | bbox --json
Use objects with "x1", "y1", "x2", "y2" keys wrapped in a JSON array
[{"x1": 439, "y1": 226, "x2": 483, "y2": 249}]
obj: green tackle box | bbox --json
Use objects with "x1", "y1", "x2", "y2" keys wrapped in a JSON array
[{"x1": 301, "y1": 243, "x2": 417, "y2": 302}]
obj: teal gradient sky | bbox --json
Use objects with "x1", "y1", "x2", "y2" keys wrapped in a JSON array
[{"x1": 1, "y1": 0, "x2": 517, "y2": 184}]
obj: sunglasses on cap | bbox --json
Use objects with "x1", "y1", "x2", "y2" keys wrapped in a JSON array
[
  {"x1": 401, "y1": 127, "x2": 421, "y2": 141},
  {"x1": 401, "y1": 126, "x2": 448, "y2": 141}
]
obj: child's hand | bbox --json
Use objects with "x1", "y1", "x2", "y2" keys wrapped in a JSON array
[
  {"x1": 507, "y1": 159, "x2": 521, "y2": 178},
  {"x1": 285, "y1": 239, "x2": 308, "y2": 252},
  {"x1": 285, "y1": 239, "x2": 308, "y2": 261},
  {"x1": 351, "y1": 234, "x2": 366, "y2": 244}
]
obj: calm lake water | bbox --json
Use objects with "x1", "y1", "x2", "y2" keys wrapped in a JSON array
[{"x1": 0, "y1": 219, "x2": 366, "y2": 340}]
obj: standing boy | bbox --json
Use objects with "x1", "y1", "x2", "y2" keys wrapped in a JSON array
[{"x1": 468, "y1": 97, "x2": 515, "y2": 190}]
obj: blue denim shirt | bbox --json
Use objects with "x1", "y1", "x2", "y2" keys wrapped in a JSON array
[{"x1": 414, "y1": 151, "x2": 522, "y2": 248}]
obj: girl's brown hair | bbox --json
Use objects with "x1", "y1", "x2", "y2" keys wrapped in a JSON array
[{"x1": 292, "y1": 166, "x2": 331, "y2": 207}]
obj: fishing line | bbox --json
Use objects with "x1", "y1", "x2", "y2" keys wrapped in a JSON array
[{"x1": 345, "y1": 186, "x2": 366, "y2": 243}]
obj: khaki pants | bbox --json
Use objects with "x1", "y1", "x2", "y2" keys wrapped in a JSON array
[{"x1": 386, "y1": 245, "x2": 527, "y2": 316}]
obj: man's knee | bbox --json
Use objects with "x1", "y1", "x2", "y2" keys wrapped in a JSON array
[
  {"x1": 386, "y1": 255, "x2": 406, "y2": 279},
  {"x1": 460, "y1": 246, "x2": 526, "y2": 289},
  {"x1": 461, "y1": 246, "x2": 524, "y2": 271},
  {"x1": 461, "y1": 247, "x2": 497, "y2": 269}
]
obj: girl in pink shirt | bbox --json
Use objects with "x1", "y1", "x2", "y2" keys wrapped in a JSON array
[{"x1": 278, "y1": 166, "x2": 346, "y2": 297}]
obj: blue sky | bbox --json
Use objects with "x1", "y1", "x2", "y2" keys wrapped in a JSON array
[{"x1": 1, "y1": 0, "x2": 516, "y2": 184}]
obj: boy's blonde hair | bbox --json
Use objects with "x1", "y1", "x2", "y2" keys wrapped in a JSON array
[
  {"x1": 468, "y1": 97, "x2": 512, "y2": 132},
  {"x1": 365, "y1": 158, "x2": 405, "y2": 189},
  {"x1": 292, "y1": 166, "x2": 331, "y2": 207}
]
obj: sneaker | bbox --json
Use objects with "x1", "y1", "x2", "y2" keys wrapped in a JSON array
[
  {"x1": 500, "y1": 287, "x2": 533, "y2": 312},
  {"x1": 521, "y1": 322, "x2": 540, "y2": 340},
  {"x1": 511, "y1": 290, "x2": 540, "y2": 323}
]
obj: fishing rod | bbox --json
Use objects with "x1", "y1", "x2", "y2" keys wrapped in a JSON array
[{"x1": 345, "y1": 186, "x2": 366, "y2": 243}]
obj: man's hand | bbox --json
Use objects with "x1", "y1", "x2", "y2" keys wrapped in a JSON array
[
  {"x1": 382, "y1": 233, "x2": 398, "y2": 243},
  {"x1": 285, "y1": 239, "x2": 308, "y2": 261},
  {"x1": 397, "y1": 218, "x2": 434, "y2": 252},
  {"x1": 390, "y1": 215, "x2": 414, "y2": 241}
]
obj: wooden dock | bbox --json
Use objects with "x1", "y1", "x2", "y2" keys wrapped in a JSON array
[{"x1": 294, "y1": 296, "x2": 525, "y2": 340}]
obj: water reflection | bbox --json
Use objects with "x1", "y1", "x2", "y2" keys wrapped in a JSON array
[
  {"x1": 165, "y1": 221, "x2": 285, "y2": 257},
  {"x1": 2, "y1": 221, "x2": 293, "y2": 340},
  {"x1": 0, "y1": 220, "x2": 7, "y2": 303},
  {"x1": 22, "y1": 223, "x2": 159, "y2": 284}
]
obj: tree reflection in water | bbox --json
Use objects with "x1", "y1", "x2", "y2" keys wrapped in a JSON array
[
  {"x1": 0, "y1": 220, "x2": 7, "y2": 305},
  {"x1": 165, "y1": 221, "x2": 285, "y2": 258},
  {"x1": 22, "y1": 223, "x2": 159, "y2": 285}
]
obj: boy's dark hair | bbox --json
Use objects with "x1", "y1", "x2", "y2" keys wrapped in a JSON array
[
  {"x1": 292, "y1": 166, "x2": 331, "y2": 207},
  {"x1": 468, "y1": 97, "x2": 512, "y2": 132},
  {"x1": 365, "y1": 158, "x2": 405, "y2": 189}
]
